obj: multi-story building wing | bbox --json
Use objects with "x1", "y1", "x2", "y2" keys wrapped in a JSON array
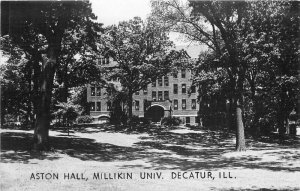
[
  {"x1": 131, "y1": 69, "x2": 199, "y2": 124},
  {"x1": 87, "y1": 56, "x2": 122, "y2": 122},
  {"x1": 87, "y1": 55, "x2": 200, "y2": 125}
]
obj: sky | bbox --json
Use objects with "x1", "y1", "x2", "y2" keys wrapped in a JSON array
[
  {"x1": 89, "y1": 0, "x2": 205, "y2": 57},
  {"x1": 90, "y1": 0, "x2": 180, "y2": 42},
  {"x1": 90, "y1": 0, "x2": 151, "y2": 27}
]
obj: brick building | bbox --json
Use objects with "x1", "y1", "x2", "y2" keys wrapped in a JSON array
[
  {"x1": 87, "y1": 46, "x2": 201, "y2": 125},
  {"x1": 87, "y1": 69, "x2": 199, "y2": 125},
  {"x1": 130, "y1": 69, "x2": 199, "y2": 124}
]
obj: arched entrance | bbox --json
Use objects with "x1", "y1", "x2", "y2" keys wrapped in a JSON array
[
  {"x1": 98, "y1": 116, "x2": 110, "y2": 124},
  {"x1": 145, "y1": 105, "x2": 165, "y2": 122}
]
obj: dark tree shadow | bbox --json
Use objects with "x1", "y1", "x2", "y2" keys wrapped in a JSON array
[
  {"x1": 120, "y1": 129, "x2": 300, "y2": 171},
  {"x1": 1, "y1": 132, "x2": 61, "y2": 163},
  {"x1": 1, "y1": 128, "x2": 300, "y2": 173}
]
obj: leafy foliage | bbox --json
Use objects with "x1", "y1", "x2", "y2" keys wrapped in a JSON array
[
  {"x1": 151, "y1": 0, "x2": 299, "y2": 141},
  {"x1": 99, "y1": 16, "x2": 189, "y2": 118},
  {"x1": 109, "y1": 88, "x2": 128, "y2": 125},
  {"x1": 1, "y1": 1, "x2": 103, "y2": 150},
  {"x1": 53, "y1": 100, "x2": 80, "y2": 126},
  {"x1": 77, "y1": 115, "x2": 94, "y2": 124}
]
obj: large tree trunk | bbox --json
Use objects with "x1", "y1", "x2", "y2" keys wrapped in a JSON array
[
  {"x1": 62, "y1": 75, "x2": 69, "y2": 126},
  {"x1": 128, "y1": 89, "x2": 133, "y2": 120},
  {"x1": 198, "y1": 96, "x2": 202, "y2": 127},
  {"x1": 32, "y1": 56, "x2": 41, "y2": 129},
  {"x1": 0, "y1": 83, "x2": 2, "y2": 127},
  {"x1": 33, "y1": 46, "x2": 57, "y2": 151},
  {"x1": 236, "y1": 97, "x2": 246, "y2": 151},
  {"x1": 229, "y1": 98, "x2": 236, "y2": 131},
  {"x1": 250, "y1": 84, "x2": 261, "y2": 137},
  {"x1": 60, "y1": 62, "x2": 69, "y2": 102},
  {"x1": 26, "y1": 68, "x2": 33, "y2": 128},
  {"x1": 278, "y1": 89, "x2": 287, "y2": 137}
]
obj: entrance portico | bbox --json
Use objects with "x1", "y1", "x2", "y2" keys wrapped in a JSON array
[{"x1": 144, "y1": 101, "x2": 172, "y2": 122}]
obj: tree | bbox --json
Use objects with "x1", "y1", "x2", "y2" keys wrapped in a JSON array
[
  {"x1": 54, "y1": 100, "x2": 80, "y2": 127},
  {"x1": 1, "y1": 1, "x2": 102, "y2": 150},
  {"x1": 151, "y1": 0, "x2": 249, "y2": 151},
  {"x1": 151, "y1": 0, "x2": 299, "y2": 147},
  {"x1": 100, "y1": 17, "x2": 187, "y2": 119},
  {"x1": 238, "y1": 1, "x2": 299, "y2": 137},
  {"x1": 272, "y1": 1, "x2": 299, "y2": 136},
  {"x1": 1, "y1": 30, "x2": 45, "y2": 129},
  {"x1": 0, "y1": 53, "x2": 32, "y2": 126},
  {"x1": 107, "y1": 85, "x2": 128, "y2": 125},
  {"x1": 193, "y1": 51, "x2": 230, "y2": 129}
]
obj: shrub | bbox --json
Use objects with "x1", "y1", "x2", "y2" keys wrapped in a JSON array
[
  {"x1": 2, "y1": 122, "x2": 21, "y2": 129},
  {"x1": 110, "y1": 109, "x2": 127, "y2": 125},
  {"x1": 77, "y1": 115, "x2": 93, "y2": 124},
  {"x1": 125, "y1": 116, "x2": 151, "y2": 130},
  {"x1": 127, "y1": 116, "x2": 140, "y2": 125},
  {"x1": 139, "y1": 117, "x2": 150, "y2": 125},
  {"x1": 161, "y1": 116, "x2": 182, "y2": 127}
]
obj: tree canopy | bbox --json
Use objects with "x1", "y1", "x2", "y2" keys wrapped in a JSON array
[
  {"x1": 100, "y1": 16, "x2": 188, "y2": 118},
  {"x1": 150, "y1": 0, "x2": 299, "y2": 150},
  {"x1": 1, "y1": 1, "x2": 103, "y2": 150}
]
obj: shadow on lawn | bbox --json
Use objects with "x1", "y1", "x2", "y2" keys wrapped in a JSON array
[
  {"x1": 72, "y1": 123, "x2": 171, "y2": 135},
  {"x1": 0, "y1": 132, "x2": 61, "y2": 163},
  {"x1": 0, "y1": 131, "x2": 142, "y2": 164},
  {"x1": 1, "y1": 129, "x2": 300, "y2": 172},
  {"x1": 121, "y1": 130, "x2": 300, "y2": 172}
]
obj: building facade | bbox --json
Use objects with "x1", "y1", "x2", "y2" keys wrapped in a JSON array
[{"x1": 87, "y1": 58, "x2": 199, "y2": 125}]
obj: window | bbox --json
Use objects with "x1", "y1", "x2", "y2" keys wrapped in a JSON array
[
  {"x1": 191, "y1": 86, "x2": 196, "y2": 93},
  {"x1": 182, "y1": 84, "x2": 186, "y2": 94},
  {"x1": 107, "y1": 101, "x2": 111, "y2": 111},
  {"x1": 164, "y1": 91, "x2": 169, "y2": 100},
  {"x1": 99, "y1": 58, "x2": 104, "y2": 65},
  {"x1": 143, "y1": 86, "x2": 147, "y2": 95},
  {"x1": 96, "y1": 87, "x2": 101, "y2": 96},
  {"x1": 152, "y1": 91, "x2": 157, "y2": 101},
  {"x1": 96, "y1": 102, "x2": 101, "y2": 111},
  {"x1": 158, "y1": 91, "x2": 163, "y2": 101},
  {"x1": 196, "y1": 116, "x2": 200, "y2": 123},
  {"x1": 100, "y1": 57, "x2": 108, "y2": 65},
  {"x1": 158, "y1": 77, "x2": 163, "y2": 86},
  {"x1": 135, "y1": 100, "x2": 139, "y2": 110},
  {"x1": 164, "y1": 76, "x2": 169, "y2": 86},
  {"x1": 143, "y1": 99, "x2": 148, "y2": 111},
  {"x1": 173, "y1": 84, "x2": 178, "y2": 94},
  {"x1": 90, "y1": 102, "x2": 95, "y2": 111},
  {"x1": 192, "y1": 99, "x2": 196, "y2": 109},
  {"x1": 174, "y1": 100, "x2": 178, "y2": 110},
  {"x1": 91, "y1": 86, "x2": 95, "y2": 96},
  {"x1": 181, "y1": 69, "x2": 186, "y2": 78},
  {"x1": 186, "y1": 117, "x2": 190, "y2": 124},
  {"x1": 182, "y1": 99, "x2": 186, "y2": 110},
  {"x1": 152, "y1": 80, "x2": 156, "y2": 87},
  {"x1": 173, "y1": 72, "x2": 178, "y2": 79},
  {"x1": 135, "y1": 91, "x2": 139, "y2": 95}
]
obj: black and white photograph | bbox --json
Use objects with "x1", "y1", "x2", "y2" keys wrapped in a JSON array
[{"x1": 0, "y1": 0, "x2": 299, "y2": 190}]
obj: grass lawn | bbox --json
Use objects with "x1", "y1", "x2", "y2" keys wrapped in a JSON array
[{"x1": 1, "y1": 125, "x2": 300, "y2": 191}]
